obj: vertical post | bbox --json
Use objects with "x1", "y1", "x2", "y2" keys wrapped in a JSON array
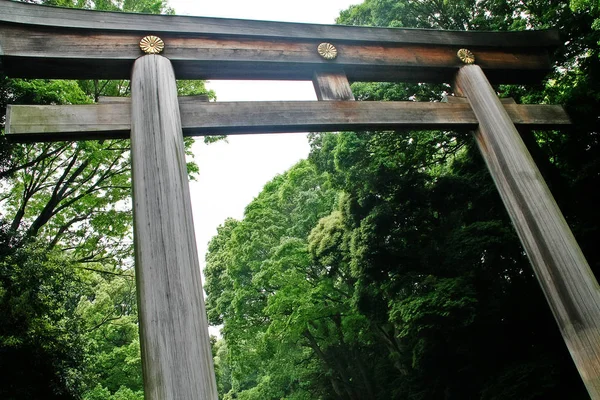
[
  {"x1": 455, "y1": 64, "x2": 600, "y2": 398},
  {"x1": 131, "y1": 54, "x2": 218, "y2": 400},
  {"x1": 312, "y1": 70, "x2": 355, "y2": 101}
]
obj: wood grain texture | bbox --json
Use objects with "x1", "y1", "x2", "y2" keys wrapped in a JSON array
[
  {"x1": 0, "y1": 23, "x2": 552, "y2": 82},
  {"x1": 131, "y1": 55, "x2": 217, "y2": 400},
  {"x1": 0, "y1": 0, "x2": 556, "y2": 83},
  {"x1": 313, "y1": 71, "x2": 355, "y2": 101},
  {"x1": 5, "y1": 101, "x2": 571, "y2": 142},
  {"x1": 455, "y1": 64, "x2": 600, "y2": 399},
  {"x1": 98, "y1": 95, "x2": 210, "y2": 104},
  {"x1": 443, "y1": 95, "x2": 516, "y2": 104},
  {"x1": 0, "y1": 0, "x2": 559, "y2": 47}
]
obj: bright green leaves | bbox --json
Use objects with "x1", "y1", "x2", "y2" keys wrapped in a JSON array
[
  {"x1": 204, "y1": 161, "x2": 344, "y2": 398},
  {"x1": 337, "y1": 0, "x2": 536, "y2": 31},
  {"x1": 77, "y1": 274, "x2": 142, "y2": 395},
  {"x1": 205, "y1": 218, "x2": 239, "y2": 326},
  {"x1": 8, "y1": 79, "x2": 93, "y2": 105},
  {"x1": 84, "y1": 385, "x2": 143, "y2": 400},
  {"x1": 2, "y1": 140, "x2": 134, "y2": 264},
  {"x1": 177, "y1": 80, "x2": 216, "y2": 98},
  {"x1": 308, "y1": 210, "x2": 348, "y2": 271}
]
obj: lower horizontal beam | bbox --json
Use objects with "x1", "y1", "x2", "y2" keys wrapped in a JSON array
[{"x1": 5, "y1": 100, "x2": 571, "y2": 142}]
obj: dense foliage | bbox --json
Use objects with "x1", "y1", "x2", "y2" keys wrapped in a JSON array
[{"x1": 205, "y1": 0, "x2": 600, "y2": 399}]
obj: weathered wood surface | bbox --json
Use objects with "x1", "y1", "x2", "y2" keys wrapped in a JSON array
[
  {"x1": 6, "y1": 101, "x2": 571, "y2": 142},
  {"x1": 0, "y1": 0, "x2": 559, "y2": 46},
  {"x1": 0, "y1": 24, "x2": 552, "y2": 82},
  {"x1": 0, "y1": 1, "x2": 557, "y2": 82},
  {"x1": 443, "y1": 95, "x2": 516, "y2": 104},
  {"x1": 98, "y1": 95, "x2": 210, "y2": 104},
  {"x1": 131, "y1": 54, "x2": 218, "y2": 400},
  {"x1": 312, "y1": 71, "x2": 355, "y2": 101},
  {"x1": 454, "y1": 64, "x2": 600, "y2": 399}
]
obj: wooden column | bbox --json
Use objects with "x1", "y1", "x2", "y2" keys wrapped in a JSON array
[
  {"x1": 455, "y1": 64, "x2": 600, "y2": 399},
  {"x1": 312, "y1": 71, "x2": 355, "y2": 101},
  {"x1": 131, "y1": 55, "x2": 218, "y2": 400}
]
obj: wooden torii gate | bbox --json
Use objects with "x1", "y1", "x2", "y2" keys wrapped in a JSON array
[{"x1": 1, "y1": 1, "x2": 599, "y2": 398}]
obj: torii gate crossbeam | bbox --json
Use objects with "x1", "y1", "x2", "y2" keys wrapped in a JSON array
[{"x1": 1, "y1": 1, "x2": 599, "y2": 399}]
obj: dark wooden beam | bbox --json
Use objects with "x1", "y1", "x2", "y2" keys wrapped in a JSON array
[
  {"x1": 5, "y1": 100, "x2": 571, "y2": 142},
  {"x1": 0, "y1": 0, "x2": 559, "y2": 47},
  {"x1": 0, "y1": 1, "x2": 558, "y2": 83}
]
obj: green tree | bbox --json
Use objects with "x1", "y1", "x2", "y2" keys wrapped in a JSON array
[
  {"x1": 0, "y1": 228, "x2": 88, "y2": 399},
  {"x1": 205, "y1": 161, "x2": 364, "y2": 399}
]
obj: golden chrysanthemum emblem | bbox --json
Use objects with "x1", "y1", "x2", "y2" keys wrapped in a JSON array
[
  {"x1": 317, "y1": 42, "x2": 338, "y2": 60},
  {"x1": 457, "y1": 48, "x2": 475, "y2": 64},
  {"x1": 139, "y1": 35, "x2": 165, "y2": 54}
]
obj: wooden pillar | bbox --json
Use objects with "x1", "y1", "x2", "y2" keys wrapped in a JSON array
[
  {"x1": 131, "y1": 54, "x2": 218, "y2": 400},
  {"x1": 455, "y1": 64, "x2": 600, "y2": 399},
  {"x1": 312, "y1": 71, "x2": 355, "y2": 101}
]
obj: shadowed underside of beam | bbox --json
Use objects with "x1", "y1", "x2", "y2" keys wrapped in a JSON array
[
  {"x1": 0, "y1": 0, "x2": 558, "y2": 83},
  {"x1": 5, "y1": 100, "x2": 571, "y2": 143}
]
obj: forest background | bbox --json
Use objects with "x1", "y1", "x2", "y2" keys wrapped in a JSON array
[{"x1": 0, "y1": 0, "x2": 599, "y2": 399}]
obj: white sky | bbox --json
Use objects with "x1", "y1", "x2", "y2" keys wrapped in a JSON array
[{"x1": 168, "y1": 0, "x2": 359, "y2": 278}]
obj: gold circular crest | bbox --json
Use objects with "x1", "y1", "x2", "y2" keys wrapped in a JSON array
[
  {"x1": 140, "y1": 35, "x2": 165, "y2": 54},
  {"x1": 317, "y1": 42, "x2": 338, "y2": 60},
  {"x1": 457, "y1": 48, "x2": 475, "y2": 64}
]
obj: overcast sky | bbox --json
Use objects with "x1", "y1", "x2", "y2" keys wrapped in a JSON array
[{"x1": 167, "y1": 0, "x2": 359, "y2": 279}]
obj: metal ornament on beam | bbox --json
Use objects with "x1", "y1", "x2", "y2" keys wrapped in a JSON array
[
  {"x1": 317, "y1": 43, "x2": 338, "y2": 60},
  {"x1": 139, "y1": 35, "x2": 165, "y2": 54},
  {"x1": 457, "y1": 48, "x2": 475, "y2": 64}
]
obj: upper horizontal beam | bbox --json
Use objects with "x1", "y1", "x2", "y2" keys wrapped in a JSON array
[
  {"x1": 0, "y1": 0, "x2": 559, "y2": 47},
  {"x1": 0, "y1": 1, "x2": 558, "y2": 83},
  {"x1": 6, "y1": 100, "x2": 571, "y2": 143}
]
